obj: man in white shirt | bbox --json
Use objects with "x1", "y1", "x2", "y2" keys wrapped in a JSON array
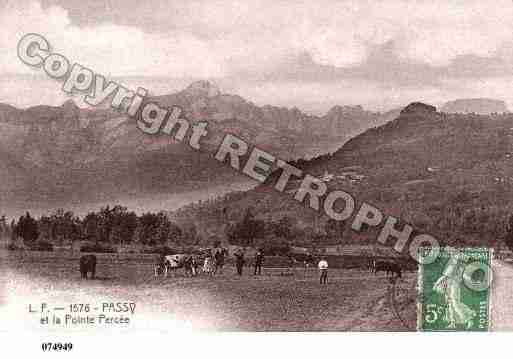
[{"x1": 318, "y1": 258, "x2": 329, "y2": 284}]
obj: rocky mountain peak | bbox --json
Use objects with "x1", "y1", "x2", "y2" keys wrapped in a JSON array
[
  {"x1": 184, "y1": 80, "x2": 221, "y2": 98},
  {"x1": 61, "y1": 99, "x2": 79, "y2": 110},
  {"x1": 400, "y1": 102, "x2": 437, "y2": 115},
  {"x1": 61, "y1": 99, "x2": 80, "y2": 122}
]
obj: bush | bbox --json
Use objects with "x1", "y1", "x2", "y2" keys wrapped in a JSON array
[
  {"x1": 7, "y1": 243, "x2": 21, "y2": 251},
  {"x1": 118, "y1": 247, "x2": 139, "y2": 254},
  {"x1": 141, "y1": 246, "x2": 176, "y2": 255},
  {"x1": 261, "y1": 240, "x2": 291, "y2": 257},
  {"x1": 27, "y1": 240, "x2": 54, "y2": 251},
  {"x1": 80, "y1": 243, "x2": 116, "y2": 253}
]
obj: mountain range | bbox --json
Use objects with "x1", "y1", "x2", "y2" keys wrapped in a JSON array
[
  {"x1": 0, "y1": 81, "x2": 398, "y2": 217},
  {"x1": 441, "y1": 98, "x2": 509, "y2": 114}
]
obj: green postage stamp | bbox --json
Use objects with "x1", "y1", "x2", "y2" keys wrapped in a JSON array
[{"x1": 417, "y1": 247, "x2": 492, "y2": 331}]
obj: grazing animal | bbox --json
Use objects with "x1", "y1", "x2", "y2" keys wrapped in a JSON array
[
  {"x1": 372, "y1": 260, "x2": 402, "y2": 278},
  {"x1": 386, "y1": 262, "x2": 402, "y2": 278},
  {"x1": 79, "y1": 254, "x2": 97, "y2": 279},
  {"x1": 154, "y1": 254, "x2": 194, "y2": 278}
]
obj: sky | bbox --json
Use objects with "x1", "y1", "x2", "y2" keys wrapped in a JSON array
[{"x1": 2, "y1": 0, "x2": 513, "y2": 113}]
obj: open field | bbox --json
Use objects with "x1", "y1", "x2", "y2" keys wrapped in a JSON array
[{"x1": 1, "y1": 250, "x2": 417, "y2": 331}]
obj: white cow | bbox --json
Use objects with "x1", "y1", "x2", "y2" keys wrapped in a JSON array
[{"x1": 154, "y1": 254, "x2": 193, "y2": 278}]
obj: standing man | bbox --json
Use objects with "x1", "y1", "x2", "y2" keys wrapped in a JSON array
[
  {"x1": 254, "y1": 249, "x2": 264, "y2": 275},
  {"x1": 234, "y1": 250, "x2": 245, "y2": 276},
  {"x1": 190, "y1": 255, "x2": 199, "y2": 277},
  {"x1": 214, "y1": 248, "x2": 225, "y2": 275},
  {"x1": 318, "y1": 257, "x2": 329, "y2": 284},
  {"x1": 304, "y1": 252, "x2": 314, "y2": 276},
  {"x1": 203, "y1": 250, "x2": 215, "y2": 277}
]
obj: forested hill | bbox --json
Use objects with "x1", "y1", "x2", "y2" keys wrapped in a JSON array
[{"x1": 171, "y1": 102, "x2": 513, "y2": 249}]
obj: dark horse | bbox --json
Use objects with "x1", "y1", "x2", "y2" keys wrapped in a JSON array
[{"x1": 79, "y1": 254, "x2": 97, "y2": 279}]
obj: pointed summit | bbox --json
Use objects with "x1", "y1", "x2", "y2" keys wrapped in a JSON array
[
  {"x1": 400, "y1": 102, "x2": 436, "y2": 115},
  {"x1": 61, "y1": 99, "x2": 80, "y2": 121},
  {"x1": 184, "y1": 80, "x2": 220, "y2": 98}
]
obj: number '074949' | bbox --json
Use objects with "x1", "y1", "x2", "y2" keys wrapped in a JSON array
[{"x1": 41, "y1": 343, "x2": 73, "y2": 352}]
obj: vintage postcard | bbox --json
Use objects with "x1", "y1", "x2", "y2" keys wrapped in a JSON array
[{"x1": 1, "y1": 0, "x2": 513, "y2": 356}]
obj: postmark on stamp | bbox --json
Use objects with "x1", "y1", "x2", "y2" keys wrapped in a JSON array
[{"x1": 417, "y1": 247, "x2": 492, "y2": 331}]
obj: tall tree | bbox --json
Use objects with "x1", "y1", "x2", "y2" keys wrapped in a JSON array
[
  {"x1": 227, "y1": 208, "x2": 265, "y2": 246},
  {"x1": 48, "y1": 209, "x2": 82, "y2": 244},
  {"x1": 16, "y1": 211, "x2": 39, "y2": 244},
  {"x1": 0, "y1": 215, "x2": 7, "y2": 239},
  {"x1": 505, "y1": 214, "x2": 513, "y2": 252},
  {"x1": 83, "y1": 212, "x2": 101, "y2": 243}
]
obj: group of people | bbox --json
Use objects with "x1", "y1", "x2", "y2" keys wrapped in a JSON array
[
  {"x1": 200, "y1": 247, "x2": 263, "y2": 277},
  {"x1": 199, "y1": 248, "x2": 266, "y2": 277},
  {"x1": 230, "y1": 249, "x2": 330, "y2": 285},
  {"x1": 202, "y1": 247, "x2": 228, "y2": 276},
  {"x1": 160, "y1": 247, "x2": 331, "y2": 284},
  {"x1": 232, "y1": 249, "x2": 264, "y2": 276}
]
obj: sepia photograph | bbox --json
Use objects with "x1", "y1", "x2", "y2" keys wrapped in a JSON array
[{"x1": 1, "y1": 0, "x2": 513, "y2": 355}]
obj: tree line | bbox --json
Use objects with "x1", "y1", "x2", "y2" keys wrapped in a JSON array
[
  {"x1": 4, "y1": 203, "x2": 513, "y2": 253},
  {"x1": 4, "y1": 206, "x2": 199, "y2": 248}
]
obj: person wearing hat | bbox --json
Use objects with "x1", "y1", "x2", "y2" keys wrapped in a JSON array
[
  {"x1": 254, "y1": 249, "x2": 264, "y2": 275},
  {"x1": 234, "y1": 250, "x2": 245, "y2": 276},
  {"x1": 318, "y1": 257, "x2": 329, "y2": 284}
]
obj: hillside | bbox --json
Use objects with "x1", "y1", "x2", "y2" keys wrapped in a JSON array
[
  {"x1": 0, "y1": 81, "x2": 393, "y2": 216},
  {"x1": 171, "y1": 102, "x2": 513, "y2": 249}
]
